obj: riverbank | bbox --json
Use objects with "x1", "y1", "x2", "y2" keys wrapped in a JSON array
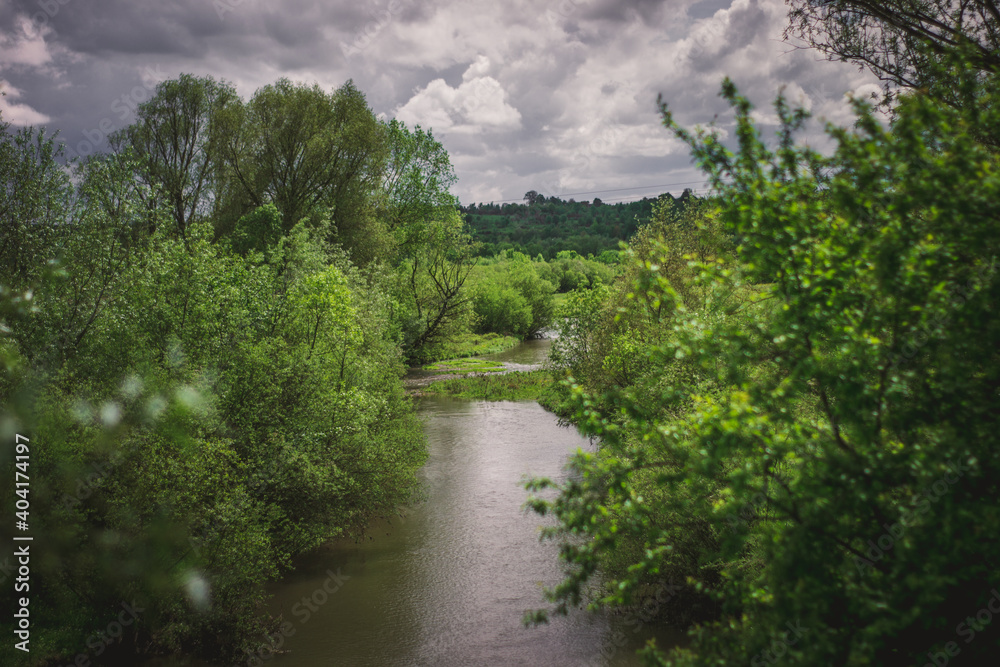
[
  {"x1": 418, "y1": 332, "x2": 522, "y2": 363},
  {"x1": 422, "y1": 369, "x2": 553, "y2": 401}
]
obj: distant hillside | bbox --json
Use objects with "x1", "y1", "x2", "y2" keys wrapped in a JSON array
[{"x1": 461, "y1": 189, "x2": 695, "y2": 259}]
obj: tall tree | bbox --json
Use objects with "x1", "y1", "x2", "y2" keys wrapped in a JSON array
[
  {"x1": 214, "y1": 79, "x2": 388, "y2": 263},
  {"x1": 0, "y1": 115, "x2": 72, "y2": 290},
  {"x1": 380, "y1": 119, "x2": 457, "y2": 242},
  {"x1": 115, "y1": 74, "x2": 238, "y2": 240}
]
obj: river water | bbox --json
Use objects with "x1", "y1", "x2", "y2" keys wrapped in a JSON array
[{"x1": 250, "y1": 339, "x2": 684, "y2": 666}]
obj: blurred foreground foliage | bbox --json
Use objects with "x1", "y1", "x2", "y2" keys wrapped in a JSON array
[{"x1": 0, "y1": 85, "x2": 432, "y2": 662}]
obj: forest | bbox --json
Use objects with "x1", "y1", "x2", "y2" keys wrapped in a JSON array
[
  {"x1": 462, "y1": 190, "x2": 695, "y2": 260},
  {"x1": 2, "y1": 0, "x2": 999, "y2": 665}
]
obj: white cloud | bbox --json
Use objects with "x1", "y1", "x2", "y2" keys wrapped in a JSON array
[
  {"x1": 0, "y1": 15, "x2": 54, "y2": 68},
  {"x1": 0, "y1": 80, "x2": 51, "y2": 125},
  {"x1": 394, "y1": 56, "x2": 522, "y2": 132}
]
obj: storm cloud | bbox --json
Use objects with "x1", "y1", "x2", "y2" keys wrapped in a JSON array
[{"x1": 0, "y1": 0, "x2": 879, "y2": 203}]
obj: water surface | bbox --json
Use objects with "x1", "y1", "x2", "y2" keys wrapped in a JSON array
[{"x1": 257, "y1": 340, "x2": 683, "y2": 666}]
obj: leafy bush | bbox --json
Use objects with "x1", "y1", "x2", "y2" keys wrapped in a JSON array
[{"x1": 531, "y1": 68, "x2": 1000, "y2": 666}]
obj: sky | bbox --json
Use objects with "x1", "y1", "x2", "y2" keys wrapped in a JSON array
[{"x1": 0, "y1": 0, "x2": 882, "y2": 205}]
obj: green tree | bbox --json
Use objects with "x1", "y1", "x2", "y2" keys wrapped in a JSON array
[
  {"x1": 214, "y1": 79, "x2": 388, "y2": 263},
  {"x1": 380, "y1": 119, "x2": 457, "y2": 242},
  {"x1": 114, "y1": 74, "x2": 238, "y2": 240},
  {"x1": 471, "y1": 254, "x2": 556, "y2": 338},
  {"x1": 399, "y1": 209, "x2": 478, "y2": 359},
  {"x1": 473, "y1": 282, "x2": 532, "y2": 336},
  {"x1": 530, "y1": 72, "x2": 1000, "y2": 665},
  {"x1": 0, "y1": 117, "x2": 71, "y2": 290}
]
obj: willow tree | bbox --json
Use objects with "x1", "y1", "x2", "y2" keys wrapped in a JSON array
[
  {"x1": 213, "y1": 79, "x2": 389, "y2": 264},
  {"x1": 114, "y1": 74, "x2": 238, "y2": 240}
]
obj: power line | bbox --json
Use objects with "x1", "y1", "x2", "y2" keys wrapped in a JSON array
[
  {"x1": 549, "y1": 180, "x2": 707, "y2": 198},
  {"x1": 468, "y1": 179, "x2": 722, "y2": 206}
]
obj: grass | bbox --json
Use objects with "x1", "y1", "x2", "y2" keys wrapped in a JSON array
[
  {"x1": 422, "y1": 358, "x2": 506, "y2": 373},
  {"x1": 424, "y1": 370, "x2": 553, "y2": 400},
  {"x1": 420, "y1": 332, "x2": 521, "y2": 364},
  {"x1": 552, "y1": 291, "x2": 570, "y2": 310}
]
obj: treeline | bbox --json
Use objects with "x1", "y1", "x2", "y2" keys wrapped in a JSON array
[
  {"x1": 464, "y1": 251, "x2": 615, "y2": 340},
  {"x1": 531, "y1": 45, "x2": 1000, "y2": 667},
  {"x1": 0, "y1": 74, "x2": 493, "y2": 664},
  {"x1": 462, "y1": 190, "x2": 695, "y2": 260}
]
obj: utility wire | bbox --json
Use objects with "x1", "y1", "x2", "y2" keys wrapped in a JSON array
[
  {"x1": 549, "y1": 180, "x2": 706, "y2": 198},
  {"x1": 469, "y1": 178, "x2": 718, "y2": 205}
]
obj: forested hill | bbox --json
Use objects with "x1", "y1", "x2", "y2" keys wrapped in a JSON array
[{"x1": 461, "y1": 188, "x2": 696, "y2": 259}]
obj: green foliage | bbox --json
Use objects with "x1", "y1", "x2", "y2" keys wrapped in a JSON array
[
  {"x1": 425, "y1": 370, "x2": 552, "y2": 401},
  {"x1": 531, "y1": 68, "x2": 1000, "y2": 666},
  {"x1": 228, "y1": 203, "x2": 283, "y2": 257},
  {"x1": 463, "y1": 194, "x2": 686, "y2": 259},
  {"x1": 473, "y1": 282, "x2": 532, "y2": 336},
  {"x1": 536, "y1": 250, "x2": 617, "y2": 293},
  {"x1": 470, "y1": 253, "x2": 557, "y2": 338},
  {"x1": 0, "y1": 120, "x2": 72, "y2": 290},
  {"x1": 1, "y1": 195, "x2": 425, "y2": 662}
]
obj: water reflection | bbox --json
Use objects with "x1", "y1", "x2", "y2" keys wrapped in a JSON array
[
  {"x1": 261, "y1": 395, "x2": 682, "y2": 666},
  {"x1": 255, "y1": 340, "x2": 684, "y2": 666}
]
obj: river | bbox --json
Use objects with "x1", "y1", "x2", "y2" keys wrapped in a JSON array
[{"x1": 248, "y1": 339, "x2": 684, "y2": 666}]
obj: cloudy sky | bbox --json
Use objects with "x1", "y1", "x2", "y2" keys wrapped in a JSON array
[{"x1": 0, "y1": 0, "x2": 881, "y2": 205}]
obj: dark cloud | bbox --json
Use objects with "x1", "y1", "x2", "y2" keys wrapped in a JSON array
[
  {"x1": 687, "y1": 0, "x2": 733, "y2": 19},
  {"x1": 14, "y1": 0, "x2": 219, "y2": 56},
  {"x1": 1, "y1": 0, "x2": 878, "y2": 203},
  {"x1": 580, "y1": 0, "x2": 667, "y2": 24}
]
